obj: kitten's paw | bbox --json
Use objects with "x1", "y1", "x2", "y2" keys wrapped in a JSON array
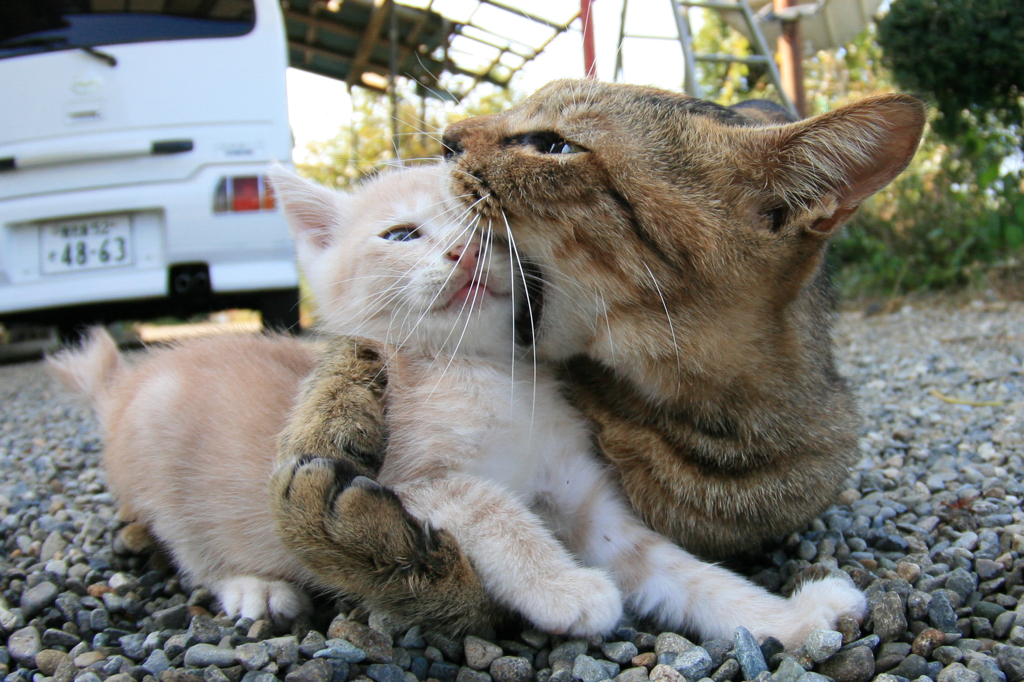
[
  {"x1": 526, "y1": 568, "x2": 623, "y2": 637},
  {"x1": 762, "y1": 577, "x2": 867, "y2": 648},
  {"x1": 214, "y1": 577, "x2": 311, "y2": 622}
]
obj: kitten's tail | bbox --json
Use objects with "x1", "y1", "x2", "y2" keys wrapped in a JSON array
[{"x1": 47, "y1": 327, "x2": 123, "y2": 407}]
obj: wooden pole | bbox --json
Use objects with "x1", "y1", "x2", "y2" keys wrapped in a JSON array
[
  {"x1": 581, "y1": 0, "x2": 597, "y2": 78},
  {"x1": 773, "y1": 0, "x2": 806, "y2": 118}
]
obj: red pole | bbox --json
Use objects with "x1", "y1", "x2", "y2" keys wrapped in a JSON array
[{"x1": 580, "y1": 0, "x2": 597, "y2": 78}]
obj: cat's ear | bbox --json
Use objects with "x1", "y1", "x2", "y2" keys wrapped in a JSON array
[
  {"x1": 267, "y1": 164, "x2": 350, "y2": 252},
  {"x1": 748, "y1": 94, "x2": 926, "y2": 236}
]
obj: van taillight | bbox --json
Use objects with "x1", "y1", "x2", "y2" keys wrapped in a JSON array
[{"x1": 213, "y1": 175, "x2": 277, "y2": 213}]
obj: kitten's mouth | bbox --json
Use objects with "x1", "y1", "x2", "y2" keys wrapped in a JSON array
[{"x1": 445, "y1": 278, "x2": 503, "y2": 310}]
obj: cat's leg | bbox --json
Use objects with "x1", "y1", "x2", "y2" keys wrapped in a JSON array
[
  {"x1": 269, "y1": 338, "x2": 498, "y2": 633},
  {"x1": 553, "y1": 461, "x2": 865, "y2": 648},
  {"x1": 395, "y1": 474, "x2": 623, "y2": 637}
]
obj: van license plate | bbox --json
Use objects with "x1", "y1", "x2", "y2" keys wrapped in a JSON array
[{"x1": 40, "y1": 215, "x2": 134, "y2": 275}]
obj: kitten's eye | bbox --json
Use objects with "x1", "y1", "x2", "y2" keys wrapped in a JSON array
[
  {"x1": 519, "y1": 132, "x2": 587, "y2": 155},
  {"x1": 380, "y1": 225, "x2": 421, "y2": 242}
]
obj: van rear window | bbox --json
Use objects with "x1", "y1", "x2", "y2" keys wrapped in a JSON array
[{"x1": 0, "y1": 0, "x2": 256, "y2": 60}]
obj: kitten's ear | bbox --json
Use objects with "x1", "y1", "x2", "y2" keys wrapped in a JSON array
[
  {"x1": 750, "y1": 94, "x2": 926, "y2": 236},
  {"x1": 267, "y1": 164, "x2": 350, "y2": 251}
]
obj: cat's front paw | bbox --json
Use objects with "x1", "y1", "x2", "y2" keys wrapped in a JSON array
[
  {"x1": 760, "y1": 577, "x2": 867, "y2": 648},
  {"x1": 214, "y1": 577, "x2": 310, "y2": 622},
  {"x1": 525, "y1": 567, "x2": 623, "y2": 637}
]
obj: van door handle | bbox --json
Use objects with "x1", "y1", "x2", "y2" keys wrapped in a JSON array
[{"x1": 0, "y1": 138, "x2": 193, "y2": 171}]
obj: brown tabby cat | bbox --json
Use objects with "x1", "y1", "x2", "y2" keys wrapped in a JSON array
[{"x1": 271, "y1": 80, "x2": 926, "y2": 633}]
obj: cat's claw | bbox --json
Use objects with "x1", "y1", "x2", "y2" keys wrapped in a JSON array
[
  {"x1": 214, "y1": 576, "x2": 310, "y2": 622},
  {"x1": 351, "y1": 476, "x2": 384, "y2": 492}
]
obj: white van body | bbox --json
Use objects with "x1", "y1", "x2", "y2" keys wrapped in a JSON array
[{"x1": 0, "y1": 0, "x2": 299, "y2": 334}]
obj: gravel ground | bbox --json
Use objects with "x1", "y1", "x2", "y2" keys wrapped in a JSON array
[{"x1": 2, "y1": 299, "x2": 1024, "y2": 682}]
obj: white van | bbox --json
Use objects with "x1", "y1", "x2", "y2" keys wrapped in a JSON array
[{"x1": 0, "y1": 0, "x2": 299, "y2": 337}]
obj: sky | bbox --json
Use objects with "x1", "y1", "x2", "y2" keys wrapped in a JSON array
[{"x1": 284, "y1": 0, "x2": 693, "y2": 161}]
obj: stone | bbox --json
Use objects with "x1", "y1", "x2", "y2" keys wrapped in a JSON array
[
  {"x1": 186, "y1": 617, "x2": 223, "y2": 647},
  {"x1": 996, "y1": 647, "x2": 1024, "y2": 682},
  {"x1": 655, "y1": 635, "x2": 695, "y2": 657},
  {"x1": 74, "y1": 651, "x2": 107, "y2": 668},
  {"x1": 36, "y1": 650, "x2": 70, "y2": 676},
  {"x1": 803, "y1": 630, "x2": 843, "y2": 663},
  {"x1": 937, "y1": 663, "x2": 981, "y2": 682},
  {"x1": 327, "y1": 621, "x2": 393, "y2": 664},
  {"x1": 710, "y1": 660, "x2": 739, "y2": 682},
  {"x1": 457, "y1": 668, "x2": 492, "y2": 682},
  {"x1": 465, "y1": 637, "x2": 503, "y2": 671},
  {"x1": 285, "y1": 659, "x2": 334, "y2": 682},
  {"x1": 816, "y1": 645, "x2": 874, "y2": 682},
  {"x1": 424, "y1": 632, "x2": 463, "y2": 663},
  {"x1": 8, "y1": 626, "x2": 42, "y2": 666},
  {"x1": 603, "y1": 643, "x2": 640, "y2": 666},
  {"x1": 246, "y1": 621, "x2": 273, "y2": 642},
  {"x1": 733, "y1": 627, "x2": 767, "y2": 681},
  {"x1": 20, "y1": 583, "x2": 59, "y2": 619},
  {"x1": 887, "y1": 654, "x2": 931, "y2": 680},
  {"x1": 614, "y1": 668, "x2": 649, "y2": 682},
  {"x1": 873, "y1": 592, "x2": 909, "y2": 642},
  {"x1": 770, "y1": 658, "x2": 806, "y2": 682},
  {"x1": 911, "y1": 628, "x2": 946, "y2": 658},
  {"x1": 934, "y1": 647, "x2": 965, "y2": 666},
  {"x1": 316, "y1": 639, "x2": 368, "y2": 663},
  {"x1": 794, "y1": 674, "x2": 831, "y2": 682},
  {"x1": 550, "y1": 642, "x2": 589, "y2": 666},
  {"x1": 997, "y1": 612, "x2": 1019, "y2": 639},
  {"x1": 184, "y1": 644, "x2": 239, "y2": 668},
  {"x1": 947, "y1": 570, "x2": 978, "y2": 603},
  {"x1": 932, "y1": 593, "x2": 961, "y2": 633},
  {"x1": 368, "y1": 664, "x2": 408, "y2": 682},
  {"x1": 430, "y1": 662, "x2": 461, "y2": 682},
  {"x1": 265, "y1": 636, "x2": 300, "y2": 668},
  {"x1": 119, "y1": 633, "x2": 148, "y2": 661},
  {"x1": 968, "y1": 656, "x2": 1006, "y2": 682},
  {"x1": 701, "y1": 642, "x2": 731, "y2": 671},
  {"x1": 42, "y1": 628, "x2": 80, "y2": 649},
  {"x1": 521, "y1": 631, "x2": 549, "y2": 650},
  {"x1": 142, "y1": 650, "x2": 171, "y2": 677},
  {"x1": 670, "y1": 648, "x2": 712, "y2": 681},
  {"x1": 239, "y1": 672, "x2": 277, "y2": 682},
  {"x1": 834, "y1": 616, "x2": 861, "y2": 645},
  {"x1": 398, "y1": 628, "x2": 426, "y2": 651},
  {"x1": 490, "y1": 657, "x2": 533, "y2": 682},
  {"x1": 152, "y1": 605, "x2": 191, "y2": 631},
  {"x1": 573, "y1": 654, "x2": 618, "y2": 682},
  {"x1": 235, "y1": 643, "x2": 269, "y2": 671},
  {"x1": 649, "y1": 666, "x2": 685, "y2": 682},
  {"x1": 633, "y1": 654, "x2": 658, "y2": 669},
  {"x1": 74, "y1": 673, "x2": 104, "y2": 682}
]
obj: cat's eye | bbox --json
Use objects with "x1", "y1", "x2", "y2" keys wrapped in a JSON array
[
  {"x1": 380, "y1": 226, "x2": 421, "y2": 242},
  {"x1": 519, "y1": 132, "x2": 587, "y2": 155}
]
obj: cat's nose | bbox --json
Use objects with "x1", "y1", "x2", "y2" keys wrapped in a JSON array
[{"x1": 447, "y1": 242, "x2": 481, "y2": 272}]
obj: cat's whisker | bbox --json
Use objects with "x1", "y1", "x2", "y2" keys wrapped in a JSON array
[
  {"x1": 641, "y1": 261, "x2": 682, "y2": 377},
  {"x1": 501, "y1": 209, "x2": 538, "y2": 445}
]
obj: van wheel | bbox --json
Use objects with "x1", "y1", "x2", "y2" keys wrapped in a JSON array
[{"x1": 260, "y1": 290, "x2": 300, "y2": 333}]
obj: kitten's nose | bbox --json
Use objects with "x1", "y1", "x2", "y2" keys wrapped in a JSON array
[{"x1": 447, "y1": 242, "x2": 481, "y2": 273}]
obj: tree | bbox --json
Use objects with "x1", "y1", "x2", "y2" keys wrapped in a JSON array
[{"x1": 878, "y1": 0, "x2": 1024, "y2": 141}]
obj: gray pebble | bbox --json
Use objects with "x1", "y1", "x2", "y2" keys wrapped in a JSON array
[
  {"x1": 802, "y1": 630, "x2": 843, "y2": 663},
  {"x1": 20, "y1": 583, "x2": 58, "y2": 619},
  {"x1": 614, "y1": 668, "x2": 649, "y2": 682},
  {"x1": 398, "y1": 628, "x2": 426, "y2": 651},
  {"x1": 655, "y1": 635, "x2": 695, "y2": 657},
  {"x1": 490, "y1": 657, "x2": 533, "y2": 682},
  {"x1": 315, "y1": 640, "x2": 368, "y2": 663},
  {"x1": 240, "y1": 671, "x2": 277, "y2": 682},
  {"x1": 938, "y1": 663, "x2": 982, "y2": 682},
  {"x1": 573, "y1": 655, "x2": 618, "y2": 682},
  {"x1": 265, "y1": 636, "x2": 300, "y2": 668},
  {"x1": 7, "y1": 626, "x2": 41, "y2": 667},
  {"x1": 770, "y1": 658, "x2": 807, "y2": 682},
  {"x1": 602, "y1": 643, "x2": 639, "y2": 666},
  {"x1": 235, "y1": 643, "x2": 269, "y2": 671},
  {"x1": 368, "y1": 664, "x2": 408, "y2": 682},
  {"x1": 550, "y1": 642, "x2": 588, "y2": 666},
  {"x1": 141, "y1": 649, "x2": 170, "y2": 676},
  {"x1": 670, "y1": 648, "x2": 711, "y2": 681},
  {"x1": 649, "y1": 665, "x2": 684, "y2": 682},
  {"x1": 465, "y1": 637, "x2": 503, "y2": 671},
  {"x1": 931, "y1": 592, "x2": 961, "y2": 633},
  {"x1": 184, "y1": 644, "x2": 240, "y2": 668},
  {"x1": 285, "y1": 659, "x2": 334, "y2": 682},
  {"x1": 430, "y1": 661, "x2": 461, "y2": 682},
  {"x1": 872, "y1": 592, "x2": 909, "y2": 642},
  {"x1": 457, "y1": 668, "x2": 492, "y2": 682},
  {"x1": 732, "y1": 627, "x2": 767, "y2": 681},
  {"x1": 817, "y1": 645, "x2": 875, "y2": 682}
]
